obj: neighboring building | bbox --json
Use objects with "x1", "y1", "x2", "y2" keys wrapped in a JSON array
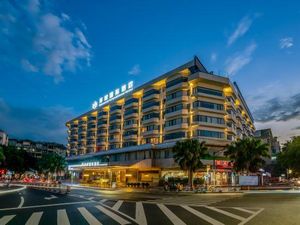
[
  {"x1": 254, "y1": 128, "x2": 281, "y2": 161},
  {"x1": 0, "y1": 130, "x2": 9, "y2": 146},
  {"x1": 8, "y1": 139, "x2": 67, "y2": 158},
  {"x1": 66, "y1": 56, "x2": 255, "y2": 187}
]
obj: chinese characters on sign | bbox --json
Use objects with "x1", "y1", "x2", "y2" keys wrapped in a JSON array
[{"x1": 92, "y1": 81, "x2": 134, "y2": 109}]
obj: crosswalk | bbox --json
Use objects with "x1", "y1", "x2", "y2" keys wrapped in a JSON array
[
  {"x1": 0, "y1": 204, "x2": 134, "y2": 225},
  {"x1": 101, "y1": 199, "x2": 264, "y2": 225},
  {"x1": 0, "y1": 199, "x2": 263, "y2": 225}
]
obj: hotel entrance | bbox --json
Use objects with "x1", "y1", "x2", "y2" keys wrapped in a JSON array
[{"x1": 79, "y1": 167, "x2": 160, "y2": 188}]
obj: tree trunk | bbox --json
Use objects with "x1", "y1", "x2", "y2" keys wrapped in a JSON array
[{"x1": 188, "y1": 168, "x2": 193, "y2": 191}]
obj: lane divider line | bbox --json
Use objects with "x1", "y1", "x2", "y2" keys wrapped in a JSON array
[
  {"x1": 18, "y1": 196, "x2": 24, "y2": 208},
  {"x1": 0, "y1": 201, "x2": 92, "y2": 211}
]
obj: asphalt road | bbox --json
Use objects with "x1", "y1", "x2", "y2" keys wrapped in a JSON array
[{"x1": 0, "y1": 187, "x2": 300, "y2": 225}]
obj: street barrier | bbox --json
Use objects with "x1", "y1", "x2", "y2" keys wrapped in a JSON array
[{"x1": 9, "y1": 182, "x2": 71, "y2": 194}]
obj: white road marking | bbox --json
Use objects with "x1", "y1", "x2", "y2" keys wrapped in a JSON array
[
  {"x1": 44, "y1": 195, "x2": 58, "y2": 200},
  {"x1": 112, "y1": 200, "x2": 123, "y2": 211},
  {"x1": 78, "y1": 207, "x2": 102, "y2": 225},
  {"x1": 57, "y1": 209, "x2": 70, "y2": 225},
  {"x1": 25, "y1": 212, "x2": 43, "y2": 225},
  {"x1": 233, "y1": 207, "x2": 255, "y2": 214},
  {"x1": 205, "y1": 206, "x2": 245, "y2": 221},
  {"x1": 157, "y1": 203, "x2": 186, "y2": 225},
  {"x1": 0, "y1": 201, "x2": 92, "y2": 211},
  {"x1": 238, "y1": 208, "x2": 264, "y2": 225},
  {"x1": 100, "y1": 199, "x2": 107, "y2": 203},
  {"x1": 18, "y1": 196, "x2": 24, "y2": 208},
  {"x1": 136, "y1": 202, "x2": 147, "y2": 225},
  {"x1": 181, "y1": 205, "x2": 224, "y2": 225},
  {"x1": 88, "y1": 197, "x2": 95, "y2": 201},
  {"x1": 0, "y1": 215, "x2": 15, "y2": 225},
  {"x1": 95, "y1": 205, "x2": 131, "y2": 225}
]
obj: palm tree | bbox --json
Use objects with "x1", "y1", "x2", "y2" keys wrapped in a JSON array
[
  {"x1": 224, "y1": 138, "x2": 270, "y2": 174},
  {"x1": 172, "y1": 139, "x2": 208, "y2": 190}
]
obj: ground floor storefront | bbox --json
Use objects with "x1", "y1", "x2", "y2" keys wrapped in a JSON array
[
  {"x1": 69, "y1": 166, "x2": 161, "y2": 188},
  {"x1": 68, "y1": 160, "x2": 236, "y2": 188}
]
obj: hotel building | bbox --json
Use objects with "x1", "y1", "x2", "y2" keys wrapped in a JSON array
[{"x1": 66, "y1": 57, "x2": 255, "y2": 187}]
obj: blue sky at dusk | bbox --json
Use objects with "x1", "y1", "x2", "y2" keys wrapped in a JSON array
[{"x1": 0, "y1": 0, "x2": 300, "y2": 144}]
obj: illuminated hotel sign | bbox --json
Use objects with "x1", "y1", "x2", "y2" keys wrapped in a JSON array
[
  {"x1": 68, "y1": 162, "x2": 108, "y2": 170},
  {"x1": 92, "y1": 81, "x2": 134, "y2": 109}
]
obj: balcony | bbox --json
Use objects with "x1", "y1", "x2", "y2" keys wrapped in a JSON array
[
  {"x1": 97, "y1": 132, "x2": 107, "y2": 137},
  {"x1": 165, "y1": 109, "x2": 188, "y2": 118},
  {"x1": 87, "y1": 135, "x2": 96, "y2": 140},
  {"x1": 78, "y1": 122, "x2": 87, "y2": 127},
  {"x1": 142, "y1": 117, "x2": 159, "y2": 125},
  {"x1": 227, "y1": 126, "x2": 236, "y2": 134},
  {"x1": 142, "y1": 105, "x2": 159, "y2": 113},
  {"x1": 110, "y1": 105, "x2": 122, "y2": 115},
  {"x1": 96, "y1": 140, "x2": 107, "y2": 146},
  {"x1": 124, "y1": 123, "x2": 138, "y2": 129},
  {"x1": 142, "y1": 129, "x2": 159, "y2": 137},
  {"x1": 109, "y1": 137, "x2": 120, "y2": 143},
  {"x1": 124, "y1": 98, "x2": 139, "y2": 109},
  {"x1": 97, "y1": 123, "x2": 107, "y2": 129},
  {"x1": 109, "y1": 128, "x2": 121, "y2": 133},
  {"x1": 164, "y1": 123, "x2": 188, "y2": 132},
  {"x1": 124, "y1": 112, "x2": 139, "y2": 120},
  {"x1": 87, "y1": 125, "x2": 97, "y2": 130},
  {"x1": 166, "y1": 95, "x2": 189, "y2": 105},
  {"x1": 166, "y1": 82, "x2": 188, "y2": 92},
  {"x1": 123, "y1": 134, "x2": 138, "y2": 140}
]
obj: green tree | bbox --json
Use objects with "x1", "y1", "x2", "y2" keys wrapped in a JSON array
[
  {"x1": 0, "y1": 146, "x2": 5, "y2": 165},
  {"x1": 172, "y1": 139, "x2": 208, "y2": 190},
  {"x1": 224, "y1": 138, "x2": 270, "y2": 174},
  {"x1": 2, "y1": 146, "x2": 26, "y2": 173},
  {"x1": 278, "y1": 136, "x2": 300, "y2": 177},
  {"x1": 39, "y1": 153, "x2": 66, "y2": 180}
]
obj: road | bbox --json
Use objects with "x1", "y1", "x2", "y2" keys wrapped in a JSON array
[{"x1": 0, "y1": 187, "x2": 300, "y2": 225}]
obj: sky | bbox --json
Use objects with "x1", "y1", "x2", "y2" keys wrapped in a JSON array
[{"x1": 0, "y1": 0, "x2": 300, "y2": 144}]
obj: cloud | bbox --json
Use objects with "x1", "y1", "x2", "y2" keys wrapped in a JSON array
[
  {"x1": 21, "y1": 59, "x2": 39, "y2": 72},
  {"x1": 0, "y1": 98, "x2": 74, "y2": 144},
  {"x1": 0, "y1": 0, "x2": 91, "y2": 83},
  {"x1": 225, "y1": 43, "x2": 257, "y2": 75},
  {"x1": 210, "y1": 53, "x2": 217, "y2": 63},
  {"x1": 279, "y1": 37, "x2": 293, "y2": 49},
  {"x1": 293, "y1": 126, "x2": 300, "y2": 130},
  {"x1": 253, "y1": 93, "x2": 300, "y2": 122},
  {"x1": 227, "y1": 15, "x2": 255, "y2": 46},
  {"x1": 128, "y1": 64, "x2": 141, "y2": 75}
]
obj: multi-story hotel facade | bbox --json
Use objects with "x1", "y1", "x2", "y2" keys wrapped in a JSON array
[{"x1": 66, "y1": 57, "x2": 255, "y2": 187}]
